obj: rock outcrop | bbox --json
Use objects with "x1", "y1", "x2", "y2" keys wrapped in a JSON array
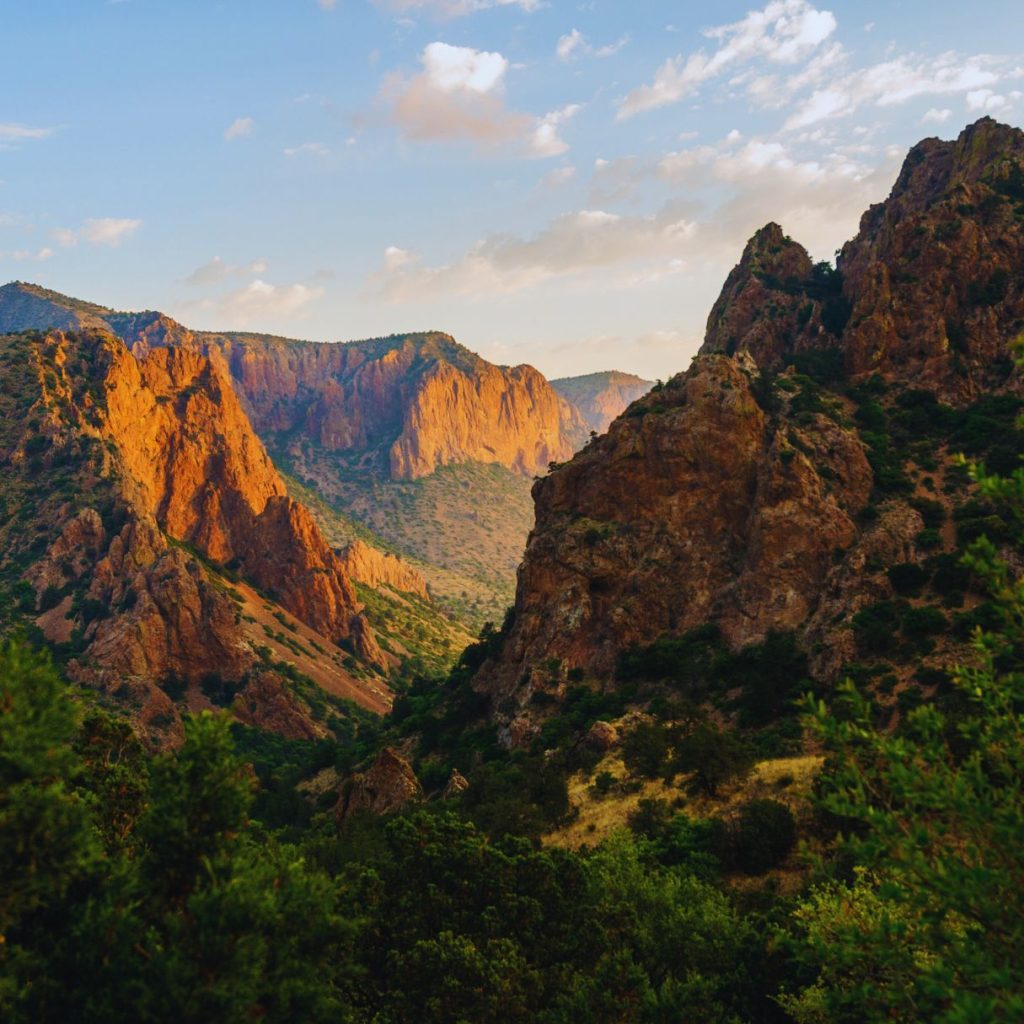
[
  {"x1": 837, "y1": 117, "x2": 1024, "y2": 398},
  {"x1": 0, "y1": 325, "x2": 389, "y2": 746},
  {"x1": 551, "y1": 371, "x2": 654, "y2": 433},
  {"x1": 475, "y1": 117, "x2": 1024, "y2": 745},
  {"x1": 100, "y1": 339, "x2": 374, "y2": 656},
  {"x1": 478, "y1": 357, "x2": 871, "y2": 731},
  {"x1": 334, "y1": 747, "x2": 423, "y2": 827},
  {"x1": 339, "y1": 539, "x2": 430, "y2": 599}
]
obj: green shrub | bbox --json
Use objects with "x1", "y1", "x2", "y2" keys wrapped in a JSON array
[{"x1": 734, "y1": 799, "x2": 797, "y2": 874}]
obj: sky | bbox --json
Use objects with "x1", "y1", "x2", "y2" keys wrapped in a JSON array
[{"x1": 1, "y1": 0, "x2": 1022, "y2": 380}]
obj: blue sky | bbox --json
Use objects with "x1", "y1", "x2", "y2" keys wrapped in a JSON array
[{"x1": 2, "y1": 0, "x2": 1022, "y2": 378}]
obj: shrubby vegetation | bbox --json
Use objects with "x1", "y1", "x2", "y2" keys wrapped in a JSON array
[{"x1": 3, "y1": 353, "x2": 1023, "y2": 1020}]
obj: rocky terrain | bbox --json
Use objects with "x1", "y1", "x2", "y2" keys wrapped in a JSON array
[
  {"x1": 551, "y1": 370, "x2": 653, "y2": 433},
  {"x1": 475, "y1": 117, "x2": 1024, "y2": 746},
  {"x1": 0, "y1": 284, "x2": 602, "y2": 629},
  {"x1": 0, "y1": 325, "x2": 392, "y2": 747}
]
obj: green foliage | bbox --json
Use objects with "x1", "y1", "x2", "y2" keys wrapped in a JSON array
[
  {"x1": 787, "y1": 463, "x2": 1024, "y2": 1022},
  {"x1": 0, "y1": 644, "x2": 357, "y2": 1023},
  {"x1": 621, "y1": 721, "x2": 670, "y2": 778},
  {"x1": 673, "y1": 723, "x2": 754, "y2": 797},
  {"x1": 733, "y1": 799, "x2": 796, "y2": 875}
]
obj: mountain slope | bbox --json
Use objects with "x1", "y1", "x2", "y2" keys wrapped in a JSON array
[
  {"x1": 0, "y1": 325, "x2": 391, "y2": 747},
  {"x1": 475, "y1": 117, "x2": 1024, "y2": 747},
  {"x1": 551, "y1": 371, "x2": 653, "y2": 433}
]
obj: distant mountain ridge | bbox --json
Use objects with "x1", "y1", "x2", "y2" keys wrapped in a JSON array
[
  {"x1": 0, "y1": 286, "x2": 590, "y2": 481},
  {"x1": 551, "y1": 370, "x2": 653, "y2": 433}
]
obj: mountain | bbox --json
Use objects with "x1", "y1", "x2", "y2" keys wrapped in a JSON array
[
  {"x1": 551, "y1": 371, "x2": 653, "y2": 433},
  {"x1": 0, "y1": 322, "x2": 400, "y2": 747},
  {"x1": 0, "y1": 285, "x2": 593, "y2": 628},
  {"x1": 474, "y1": 117, "x2": 1024, "y2": 746}
]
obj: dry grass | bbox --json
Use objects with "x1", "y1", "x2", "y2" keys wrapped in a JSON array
[{"x1": 544, "y1": 751, "x2": 824, "y2": 853}]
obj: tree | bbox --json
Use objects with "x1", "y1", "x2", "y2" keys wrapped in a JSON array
[
  {"x1": 782, "y1": 460, "x2": 1024, "y2": 1022},
  {"x1": 674, "y1": 723, "x2": 753, "y2": 797}
]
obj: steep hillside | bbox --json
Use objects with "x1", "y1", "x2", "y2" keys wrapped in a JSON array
[
  {"x1": 0, "y1": 326, "x2": 391, "y2": 747},
  {"x1": 475, "y1": 117, "x2": 1024, "y2": 747},
  {"x1": 551, "y1": 370, "x2": 653, "y2": 433}
]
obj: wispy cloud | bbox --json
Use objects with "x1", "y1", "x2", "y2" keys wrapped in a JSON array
[
  {"x1": 53, "y1": 218, "x2": 142, "y2": 248},
  {"x1": 619, "y1": 0, "x2": 837, "y2": 118},
  {"x1": 556, "y1": 28, "x2": 629, "y2": 62},
  {"x1": 183, "y1": 256, "x2": 268, "y2": 286},
  {"x1": 0, "y1": 122, "x2": 57, "y2": 148},
  {"x1": 224, "y1": 117, "x2": 254, "y2": 140},
  {"x1": 374, "y1": 204, "x2": 698, "y2": 300},
  {"x1": 284, "y1": 142, "x2": 331, "y2": 157},
  {"x1": 783, "y1": 52, "x2": 1020, "y2": 129}
]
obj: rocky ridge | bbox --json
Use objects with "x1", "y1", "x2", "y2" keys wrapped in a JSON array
[{"x1": 475, "y1": 117, "x2": 1024, "y2": 746}]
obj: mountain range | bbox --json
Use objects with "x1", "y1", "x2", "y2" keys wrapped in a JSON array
[{"x1": 0, "y1": 281, "x2": 651, "y2": 744}]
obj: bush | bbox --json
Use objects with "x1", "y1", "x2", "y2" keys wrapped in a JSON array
[
  {"x1": 887, "y1": 562, "x2": 930, "y2": 596},
  {"x1": 621, "y1": 721, "x2": 669, "y2": 778},
  {"x1": 734, "y1": 799, "x2": 797, "y2": 874},
  {"x1": 674, "y1": 724, "x2": 753, "y2": 798}
]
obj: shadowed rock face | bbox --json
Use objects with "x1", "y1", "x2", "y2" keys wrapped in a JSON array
[
  {"x1": 837, "y1": 117, "x2": 1024, "y2": 398},
  {"x1": 477, "y1": 357, "x2": 871, "y2": 741},
  {"x1": 475, "y1": 117, "x2": 1024, "y2": 746}
]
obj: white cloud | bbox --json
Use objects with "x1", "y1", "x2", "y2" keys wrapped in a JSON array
[
  {"x1": 224, "y1": 117, "x2": 254, "y2": 140},
  {"x1": 922, "y1": 107, "x2": 952, "y2": 123},
  {"x1": 184, "y1": 256, "x2": 267, "y2": 287},
  {"x1": 0, "y1": 122, "x2": 56, "y2": 142},
  {"x1": 966, "y1": 88, "x2": 1009, "y2": 112},
  {"x1": 529, "y1": 104, "x2": 581, "y2": 158},
  {"x1": 421, "y1": 40, "x2": 507, "y2": 93},
  {"x1": 544, "y1": 165, "x2": 576, "y2": 188},
  {"x1": 54, "y1": 218, "x2": 141, "y2": 248},
  {"x1": 81, "y1": 218, "x2": 142, "y2": 246},
  {"x1": 383, "y1": 245, "x2": 416, "y2": 270},
  {"x1": 219, "y1": 280, "x2": 323, "y2": 322},
  {"x1": 783, "y1": 52, "x2": 1016, "y2": 130},
  {"x1": 618, "y1": 0, "x2": 837, "y2": 118},
  {"x1": 557, "y1": 28, "x2": 584, "y2": 62},
  {"x1": 284, "y1": 142, "x2": 330, "y2": 157},
  {"x1": 384, "y1": 41, "x2": 561, "y2": 152},
  {"x1": 557, "y1": 28, "x2": 628, "y2": 62},
  {"x1": 317, "y1": 0, "x2": 337, "y2": 8},
  {"x1": 374, "y1": 0, "x2": 540, "y2": 16},
  {"x1": 374, "y1": 203, "x2": 698, "y2": 300}
]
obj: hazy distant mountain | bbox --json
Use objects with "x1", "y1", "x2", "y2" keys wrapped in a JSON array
[{"x1": 551, "y1": 370, "x2": 653, "y2": 433}]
